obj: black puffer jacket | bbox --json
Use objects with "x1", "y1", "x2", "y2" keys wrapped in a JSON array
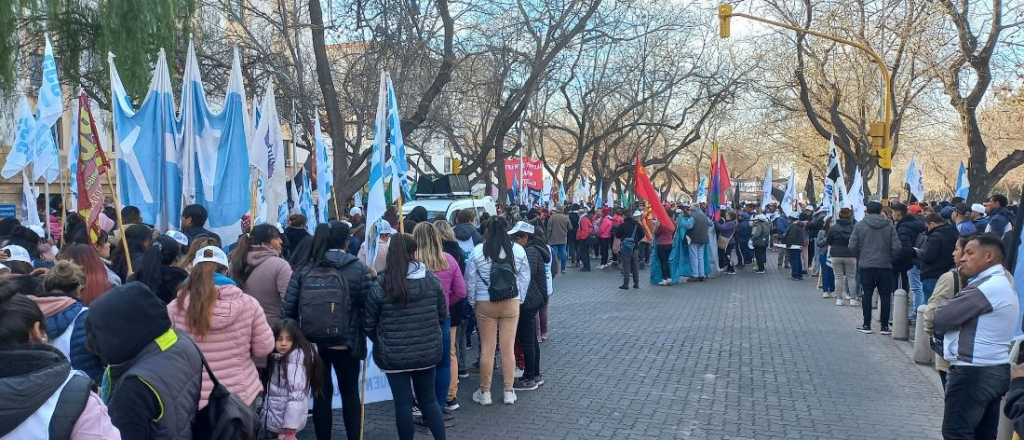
[
  {"x1": 826, "y1": 219, "x2": 856, "y2": 258},
  {"x1": 0, "y1": 344, "x2": 92, "y2": 438},
  {"x1": 364, "y1": 263, "x2": 447, "y2": 371},
  {"x1": 523, "y1": 241, "x2": 550, "y2": 312},
  {"x1": 283, "y1": 250, "x2": 372, "y2": 359},
  {"x1": 894, "y1": 215, "x2": 926, "y2": 272},
  {"x1": 918, "y1": 223, "x2": 958, "y2": 280}
]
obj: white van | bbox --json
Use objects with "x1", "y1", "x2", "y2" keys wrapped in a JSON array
[{"x1": 401, "y1": 196, "x2": 497, "y2": 224}]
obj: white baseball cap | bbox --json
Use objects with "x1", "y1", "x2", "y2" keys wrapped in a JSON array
[
  {"x1": 507, "y1": 221, "x2": 535, "y2": 235},
  {"x1": 166, "y1": 230, "x2": 189, "y2": 247},
  {"x1": 27, "y1": 225, "x2": 45, "y2": 239},
  {"x1": 350, "y1": 207, "x2": 363, "y2": 217},
  {"x1": 632, "y1": 210, "x2": 642, "y2": 217},
  {"x1": 192, "y1": 246, "x2": 228, "y2": 269},
  {"x1": 2, "y1": 245, "x2": 31, "y2": 264},
  {"x1": 376, "y1": 220, "x2": 397, "y2": 236},
  {"x1": 971, "y1": 203, "x2": 986, "y2": 215}
]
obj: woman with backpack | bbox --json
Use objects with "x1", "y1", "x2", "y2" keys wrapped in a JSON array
[
  {"x1": 414, "y1": 222, "x2": 468, "y2": 411},
  {"x1": 464, "y1": 217, "x2": 530, "y2": 406},
  {"x1": 167, "y1": 246, "x2": 274, "y2": 409},
  {"x1": 0, "y1": 284, "x2": 121, "y2": 439},
  {"x1": 283, "y1": 222, "x2": 373, "y2": 440},
  {"x1": 750, "y1": 214, "x2": 772, "y2": 274},
  {"x1": 510, "y1": 221, "x2": 549, "y2": 391},
  {"x1": 229, "y1": 224, "x2": 293, "y2": 328},
  {"x1": 364, "y1": 233, "x2": 448, "y2": 440},
  {"x1": 826, "y1": 208, "x2": 858, "y2": 306}
]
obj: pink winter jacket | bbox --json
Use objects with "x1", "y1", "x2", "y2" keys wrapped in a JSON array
[
  {"x1": 598, "y1": 217, "x2": 614, "y2": 239},
  {"x1": 240, "y1": 245, "x2": 293, "y2": 328},
  {"x1": 432, "y1": 252, "x2": 467, "y2": 309},
  {"x1": 70, "y1": 392, "x2": 121, "y2": 439},
  {"x1": 167, "y1": 282, "x2": 275, "y2": 408}
]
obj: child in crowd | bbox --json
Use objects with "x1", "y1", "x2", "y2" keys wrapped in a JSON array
[{"x1": 262, "y1": 319, "x2": 323, "y2": 440}]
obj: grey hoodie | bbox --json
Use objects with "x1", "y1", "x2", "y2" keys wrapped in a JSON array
[{"x1": 848, "y1": 213, "x2": 901, "y2": 269}]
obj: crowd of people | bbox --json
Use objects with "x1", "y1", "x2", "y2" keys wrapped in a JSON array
[{"x1": 0, "y1": 199, "x2": 554, "y2": 440}]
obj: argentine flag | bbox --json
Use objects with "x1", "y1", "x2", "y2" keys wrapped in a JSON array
[
  {"x1": 1, "y1": 96, "x2": 36, "y2": 179},
  {"x1": 365, "y1": 73, "x2": 389, "y2": 265},
  {"x1": 384, "y1": 77, "x2": 411, "y2": 202},
  {"x1": 314, "y1": 112, "x2": 334, "y2": 223},
  {"x1": 297, "y1": 169, "x2": 316, "y2": 234},
  {"x1": 110, "y1": 49, "x2": 182, "y2": 230},
  {"x1": 31, "y1": 35, "x2": 63, "y2": 183},
  {"x1": 179, "y1": 42, "x2": 251, "y2": 243},
  {"x1": 955, "y1": 162, "x2": 969, "y2": 199}
]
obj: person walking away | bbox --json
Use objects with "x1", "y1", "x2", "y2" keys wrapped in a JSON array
[
  {"x1": 916, "y1": 213, "x2": 957, "y2": 309},
  {"x1": 464, "y1": 217, "x2": 530, "y2": 406},
  {"x1": 283, "y1": 214, "x2": 312, "y2": 260},
  {"x1": 750, "y1": 214, "x2": 771, "y2": 274},
  {"x1": 128, "y1": 234, "x2": 187, "y2": 305},
  {"x1": 434, "y1": 220, "x2": 472, "y2": 384},
  {"x1": 717, "y1": 212, "x2": 738, "y2": 275},
  {"x1": 28, "y1": 262, "x2": 105, "y2": 382},
  {"x1": 262, "y1": 319, "x2": 323, "y2": 440},
  {"x1": 654, "y1": 214, "x2": 676, "y2": 285},
  {"x1": 826, "y1": 208, "x2": 858, "y2": 306},
  {"x1": 509, "y1": 221, "x2": 549, "y2": 392},
  {"x1": 230, "y1": 224, "x2": 293, "y2": 328},
  {"x1": 934, "y1": 235, "x2": 1019, "y2": 440},
  {"x1": 568, "y1": 205, "x2": 581, "y2": 266},
  {"x1": 454, "y1": 209, "x2": 483, "y2": 258},
  {"x1": 365, "y1": 234, "x2": 447, "y2": 440},
  {"x1": 772, "y1": 212, "x2": 791, "y2": 269},
  {"x1": 434, "y1": 220, "x2": 467, "y2": 272},
  {"x1": 922, "y1": 237, "x2": 967, "y2": 389},
  {"x1": 815, "y1": 218, "x2": 835, "y2": 298},
  {"x1": 892, "y1": 203, "x2": 926, "y2": 320},
  {"x1": 848, "y1": 201, "x2": 901, "y2": 335},
  {"x1": 735, "y1": 211, "x2": 753, "y2": 269},
  {"x1": 598, "y1": 208, "x2": 614, "y2": 268},
  {"x1": 615, "y1": 211, "x2": 644, "y2": 289},
  {"x1": 547, "y1": 207, "x2": 570, "y2": 273},
  {"x1": 283, "y1": 222, "x2": 373, "y2": 440},
  {"x1": 167, "y1": 246, "x2": 274, "y2": 409},
  {"x1": 87, "y1": 282, "x2": 203, "y2": 439},
  {"x1": 683, "y1": 204, "x2": 710, "y2": 282},
  {"x1": 575, "y1": 211, "x2": 596, "y2": 272},
  {"x1": 780, "y1": 214, "x2": 806, "y2": 281},
  {"x1": 413, "y1": 222, "x2": 467, "y2": 415},
  {"x1": 0, "y1": 287, "x2": 121, "y2": 439}
]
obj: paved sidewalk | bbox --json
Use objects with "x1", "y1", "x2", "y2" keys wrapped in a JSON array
[{"x1": 302, "y1": 258, "x2": 944, "y2": 439}]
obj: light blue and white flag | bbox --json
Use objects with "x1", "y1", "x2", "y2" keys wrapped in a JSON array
[
  {"x1": 905, "y1": 156, "x2": 925, "y2": 202},
  {"x1": 955, "y1": 162, "x2": 969, "y2": 199},
  {"x1": 594, "y1": 180, "x2": 603, "y2": 208},
  {"x1": 781, "y1": 170, "x2": 797, "y2": 218},
  {"x1": 365, "y1": 73, "x2": 389, "y2": 265},
  {"x1": 297, "y1": 169, "x2": 316, "y2": 234},
  {"x1": 110, "y1": 49, "x2": 182, "y2": 230},
  {"x1": 179, "y1": 42, "x2": 251, "y2": 242},
  {"x1": 249, "y1": 81, "x2": 287, "y2": 225},
  {"x1": 313, "y1": 112, "x2": 334, "y2": 224},
  {"x1": 760, "y1": 166, "x2": 774, "y2": 210},
  {"x1": 696, "y1": 175, "x2": 707, "y2": 204},
  {"x1": 353, "y1": 190, "x2": 363, "y2": 209},
  {"x1": 845, "y1": 167, "x2": 865, "y2": 221},
  {"x1": 1, "y1": 96, "x2": 35, "y2": 179},
  {"x1": 558, "y1": 181, "x2": 566, "y2": 206},
  {"x1": 31, "y1": 35, "x2": 63, "y2": 184},
  {"x1": 21, "y1": 170, "x2": 41, "y2": 227},
  {"x1": 384, "y1": 77, "x2": 411, "y2": 202}
]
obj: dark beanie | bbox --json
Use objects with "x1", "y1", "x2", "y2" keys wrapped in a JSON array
[{"x1": 85, "y1": 282, "x2": 172, "y2": 365}]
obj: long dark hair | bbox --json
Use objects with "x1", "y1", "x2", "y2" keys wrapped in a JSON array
[
  {"x1": 482, "y1": 217, "x2": 513, "y2": 262},
  {"x1": 132, "y1": 235, "x2": 182, "y2": 293},
  {"x1": 0, "y1": 283, "x2": 45, "y2": 349},
  {"x1": 307, "y1": 222, "x2": 351, "y2": 267},
  {"x1": 229, "y1": 224, "x2": 282, "y2": 283},
  {"x1": 270, "y1": 319, "x2": 324, "y2": 397},
  {"x1": 382, "y1": 233, "x2": 416, "y2": 305},
  {"x1": 111, "y1": 224, "x2": 152, "y2": 280}
]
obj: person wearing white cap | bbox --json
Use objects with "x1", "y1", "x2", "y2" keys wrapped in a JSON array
[
  {"x1": 1, "y1": 244, "x2": 34, "y2": 274},
  {"x1": 614, "y1": 212, "x2": 645, "y2": 289},
  {"x1": 167, "y1": 245, "x2": 275, "y2": 409}
]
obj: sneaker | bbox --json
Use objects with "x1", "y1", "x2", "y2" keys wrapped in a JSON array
[
  {"x1": 633, "y1": 283, "x2": 639, "y2": 289},
  {"x1": 458, "y1": 370, "x2": 469, "y2": 379},
  {"x1": 856, "y1": 325, "x2": 873, "y2": 334},
  {"x1": 514, "y1": 368, "x2": 524, "y2": 379},
  {"x1": 880, "y1": 327, "x2": 892, "y2": 336},
  {"x1": 849, "y1": 299, "x2": 861, "y2": 307},
  {"x1": 513, "y1": 379, "x2": 538, "y2": 391},
  {"x1": 445, "y1": 398, "x2": 460, "y2": 411},
  {"x1": 472, "y1": 390, "x2": 492, "y2": 406},
  {"x1": 412, "y1": 405, "x2": 422, "y2": 417},
  {"x1": 503, "y1": 390, "x2": 517, "y2": 405},
  {"x1": 534, "y1": 375, "x2": 545, "y2": 386},
  {"x1": 835, "y1": 298, "x2": 844, "y2": 306},
  {"x1": 618, "y1": 284, "x2": 629, "y2": 290},
  {"x1": 755, "y1": 270, "x2": 766, "y2": 274}
]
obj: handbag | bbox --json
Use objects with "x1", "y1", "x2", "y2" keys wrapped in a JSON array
[
  {"x1": 717, "y1": 234, "x2": 733, "y2": 251},
  {"x1": 193, "y1": 352, "x2": 259, "y2": 440}
]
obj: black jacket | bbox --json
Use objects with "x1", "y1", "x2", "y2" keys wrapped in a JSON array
[
  {"x1": 283, "y1": 227, "x2": 311, "y2": 260},
  {"x1": 132, "y1": 265, "x2": 188, "y2": 305},
  {"x1": 283, "y1": 250, "x2": 372, "y2": 359},
  {"x1": 523, "y1": 241, "x2": 550, "y2": 312},
  {"x1": 182, "y1": 226, "x2": 222, "y2": 247},
  {"x1": 826, "y1": 219, "x2": 856, "y2": 258},
  {"x1": 364, "y1": 263, "x2": 447, "y2": 371},
  {"x1": 441, "y1": 240, "x2": 466, "y2": 273},
  {"x1": 0, "y1": 344, "x2": 92, "y2": 439},
  {"x1": 894, "y1": 215, "x2": 926, "y2": 272},
  {"x1": 918, "y1": 223, "x2": 958, "y2": 280},
  {"x1": 614, "y1": 218, "x2": 644, "y2": 242},
  {"x1": 1005, "y1": 377, "x2": 1024, "y2": 436}
]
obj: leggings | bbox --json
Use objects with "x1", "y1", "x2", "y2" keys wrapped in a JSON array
[
  {"x1": 313, "y1": 347, "x2": 362, "y2": 440},
  {"x1": 386, "y1": 369, "x2": 446, "y2": 440},
  {"x1": 656, "y1": 244, "x2": 673, "y2": 280}
]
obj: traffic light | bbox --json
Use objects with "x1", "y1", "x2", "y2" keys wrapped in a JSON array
[
  {"x1": 718, "y1": 4, "x2": 732, "y2": 38},
  {"x1": 451, "y1": 158, "x2": 462, "y2": 175},
  {"x1": 869, "y1": 120, "x2": 892, "y2": 170}
]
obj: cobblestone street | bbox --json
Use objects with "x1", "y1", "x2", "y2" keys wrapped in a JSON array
[{"x1": 307, "y1": 255, "x2": 945, "y2": 439}]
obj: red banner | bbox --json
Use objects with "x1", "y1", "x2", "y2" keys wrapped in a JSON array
[{"x1": 503, "y1": 157, "x2": 543, "y2": 190}]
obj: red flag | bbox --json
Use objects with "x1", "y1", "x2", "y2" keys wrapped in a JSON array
[
  {"x1": 634, "y1": 156, "x2": 674, "y2": 231},
  {"x1": 76, "y1": 91, "x2": 110, "y2": 243},
  {"x1": 718, "y1": 154, "x2": 731, "y2": 203}
]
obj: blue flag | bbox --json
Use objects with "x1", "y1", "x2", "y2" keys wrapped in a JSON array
[
  {"x1": 365, "y1": 74, "x2": 389, "y2": 265},
  {"x1": 594, "y1": 180, "x2": 603, "y2": 208},
  {"x1": 179, "y1": 43, "x2": 251, "y2": 242},
  {"x1": 297, "y1": 169, "x2": 316, "y2": 235},
  {"x1": 558, "y1": 182, "x2": 567, "y2": 206},
  {"x1": 955, "y1": 162, "x2": 969, "y2": 199},
  {"x1": 314, "y1": 112, "x2": 334, "y2": 224},
  {"x1": 31, "y1": 35, "x2": 63, "y2": 183},
  {"x1": 384, "y1": 78, "x2": 411, "y2": 202},
  {"x1": 110, "y1": 49, "x2": 182, "y2": 230}
]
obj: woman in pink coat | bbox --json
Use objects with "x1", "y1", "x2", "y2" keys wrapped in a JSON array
[
  {"x1": 168, "y1": 246, "x2": 275, "y2": 409},
  {"x1": 598, "y1": 208, "x2": 615, "y2": 267}
]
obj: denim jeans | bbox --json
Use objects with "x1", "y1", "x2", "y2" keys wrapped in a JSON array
[
  {"x1": 434, "y1": 318, "x2": 451, "y2": 405},
  {"x1": 689, "y1": 244, "x2": 706, "y2": 278},
  {"x1": 922, "y1": 277, "x2": 938, "y2": 299},
  {"x1": 788, "y1": 248, "x2": 803, "y2": 280},
  {"x1": 386, "y1": 369, "x2": 446, "y2": 440},
  {"x1": 818, "y1": 253, "x2": 834, "y2": 292},
  {"x1": 551, "y1": 244, "x2": 567, "y2": 272},
  {"x1": 908, "y1": 266, "x2": 923, "y2": 321},
  {"x1": 943, "y1": 364, "x2": 1010, "y2": 440}
]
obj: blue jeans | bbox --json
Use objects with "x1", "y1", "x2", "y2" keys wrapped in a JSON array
[
  {"x1": 435, "y1": 318, "x2": 451, "y2": 405},
  {"x1": 920, "y1": 278, "x2": 938, "y2": 312},
  {"x1": 788, "y1": 248, "x2": 803, "y2": 279},
  {"x1": 818, "y1": 253, "x2": 834, "y2": 292},
  {"x1": 908, "y1": 266, "x2": 923, "y2": 321},
  {"x1": 551, "y1": 244, "x2": 567, "y2": 272},
  {"x1": 689, "y1": 244, "x2": 706, "y2": 277}
]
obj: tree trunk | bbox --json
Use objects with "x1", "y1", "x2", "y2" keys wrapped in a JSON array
[{"x1": 308, "y1": 0, "x2": 353, "y2": 207}]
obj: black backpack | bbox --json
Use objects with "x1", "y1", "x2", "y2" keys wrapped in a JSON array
[
  {"x1": 752, "y1": 224, "x2": 770, "y2": 247},
  {"x1": 480, "y1": 254, "x2": 519, "y2": 302},
  {"x1": 193, "y1": 354, "x2": 258, "y2": 440},
  {"x1": 297, "y1": 262, "x2": 352, "y2": 345}
]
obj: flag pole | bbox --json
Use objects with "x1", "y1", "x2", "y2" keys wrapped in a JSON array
[
  {"x1": 397, "y1": 194, "x2": 404, "y2": 234},
  {"x1": 358, "y1": 359, "x2": 368, "y2": 440},
  {"x1": 332, "y1": 191, "x2": 341, "y2": 221},
  {"x1": 249, "y1": 169, "x2": 258, "y2": 232},
  {"x1": 105, "y1": 171, "x2": 133, "y2": 276}
]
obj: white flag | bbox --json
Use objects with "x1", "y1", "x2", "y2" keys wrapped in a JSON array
[
  {"x1": 905, "y1": 156, "x2": 925, "y2": 202},
  {"x1": 760, "y1": 166, "x2": 774, "y2": 210},
  {"x1": 781, "y1": 170, "x2": 797, "y2": 218},
  {"x1": 846, "y1": 167, "x2": 865, "y2": 221}
]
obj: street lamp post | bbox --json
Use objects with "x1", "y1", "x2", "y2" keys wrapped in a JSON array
[{"x1": 718, "y1": 5, "x2": 893, "y2": 199}]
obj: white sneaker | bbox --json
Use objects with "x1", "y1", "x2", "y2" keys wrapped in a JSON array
[
  {"x1": 821, "y1": 292, "x2": 831, "y2": 299},
  {"x1": 835, "y1": 298, "x2": 844, "y2": 306},
  {"x1": 849, "y1": 299, "x2": 861, "y2": 307},
  {"x1": 472, "y1": 390, "x2": 492, "y2": 406},
  {"x1": 514, "y1": 368, "x2": 524, "y2": 379},
  {"x1": 503, "y1": 390, "x2": 517, "y2": 405}
]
